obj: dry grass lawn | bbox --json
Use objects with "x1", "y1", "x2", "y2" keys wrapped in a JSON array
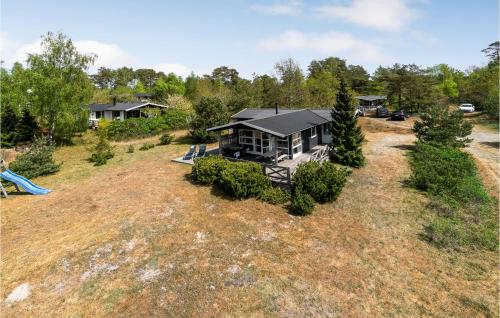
[{"x1": 1, "y1": 121, "x2": 498, "y2": 317}]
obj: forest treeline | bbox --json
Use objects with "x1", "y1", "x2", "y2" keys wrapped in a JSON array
[{"x1": 1, "y1": 32, "x2": 498, "y2": 145}]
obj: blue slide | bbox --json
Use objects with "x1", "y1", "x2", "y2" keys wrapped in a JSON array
[{"x1": 0, "y1": 169, "x2": 51, "y2": 195}]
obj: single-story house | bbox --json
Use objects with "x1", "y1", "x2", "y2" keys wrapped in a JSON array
[
  {"x1": 355, "y1": 95, "x2": 386, "y2": 110},
  {"x1": 206, "y1": 107, "x2": 333, "y2": 163},
  {"x1": 88, "y1": 100, "x2": 168, "y2": 125}
]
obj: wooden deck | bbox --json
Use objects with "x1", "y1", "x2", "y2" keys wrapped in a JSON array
[{"x1": 277, "y1": 144, "x2": 329, "y2": 172}]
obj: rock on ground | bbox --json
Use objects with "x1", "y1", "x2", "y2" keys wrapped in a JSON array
[{"x1": 4, "y1": 283, "x2": 31, "y2": 304}]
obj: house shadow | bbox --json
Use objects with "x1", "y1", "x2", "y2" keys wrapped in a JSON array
[{"x1": 479, "y1": 141, "x2": 499, "y2": 149}]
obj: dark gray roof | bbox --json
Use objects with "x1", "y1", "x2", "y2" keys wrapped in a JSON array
[
  {"x1": 208, "y1": 109, "x2": 328, "y2": 137},
  {"x1": 231, "y1": 108, "x2": 299, "y2": 120},
  {"x1": 355, "y1": 95, "x2": 386, "y2": 101},
  {"x1": 89, "y1": 102, "x2": 166, "y2": 112},
  {"x1": 310, "y1": 109, "x2": 333, "y2": 121}
]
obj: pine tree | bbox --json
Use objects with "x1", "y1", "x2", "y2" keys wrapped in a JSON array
[
  {"x1": 16, "y1": 110, "x2": 39, "y2": 143},
  {"x1": 329, "y1": 78, "x2": 365, "y2": 167},
  {"x1": 1, "y1": 104, "x2": 19, "y2": 148}
]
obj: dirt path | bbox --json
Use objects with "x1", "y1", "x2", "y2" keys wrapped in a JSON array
[
  {"x1": 1, "y1": 124, "x2": 498, "y2": 317},
  {"x1": 466, "y1": 127, "x2": 499, "y2": 195}
]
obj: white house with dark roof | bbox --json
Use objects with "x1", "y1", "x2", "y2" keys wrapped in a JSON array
[
  {"x1": 206, "y1": 107, "x2": 334, "y2": 163},
  {"x1": 88, "y1": 100, "x2": 168, "y2": 126}
]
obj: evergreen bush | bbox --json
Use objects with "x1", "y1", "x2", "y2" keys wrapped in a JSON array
[
  {"x1": 292, "y1": 161, "x2": 348, "y2": 203},
  {"x1": 9, "y1": 135, "x2": 60, "y2": 178},
  {"x1": 89, "y1": 119, "x2": 114, "y2": 166},
  {"x1": 191, "y1": 156, "x2": 229, "y2": 185},
  {"x1": 290, "y1": 191, "x2": 315, "y2": 216},
  {"x1": 258, "y1": 187, "x2": 291, "y2": 205},
  {"x1": 218, "y1": 162, "x2": 271, "y2": 199},
  {"x1": 139, "y1": 143, "x2": 155, "y2": 151},
  {"x1": 159, "y1": 133, "x2": 174, "y2": 145}
]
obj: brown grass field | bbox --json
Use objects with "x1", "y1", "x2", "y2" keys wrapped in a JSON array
[{"x1": 1, "y1": 118, "x2": 498, "y2": 317}]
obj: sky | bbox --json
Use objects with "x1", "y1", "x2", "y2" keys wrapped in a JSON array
[{"x1": 1, "y1": 0, "x2": 498, "y2": 78}]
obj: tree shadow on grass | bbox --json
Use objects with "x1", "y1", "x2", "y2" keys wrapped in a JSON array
[
  {"x1": 392, "y1": 144, "x2": 415, "y2": 151},
  {"x1": 479, "y1": 141, "x2": 499, "y2": 149},
  {"x1": 174, "y1": 134, "x2": 197, "y2": 145}
]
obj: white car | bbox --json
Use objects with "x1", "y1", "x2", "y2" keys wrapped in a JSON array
[{"x1": 459, "y1": 103, "x2": 475, "y2": 113}]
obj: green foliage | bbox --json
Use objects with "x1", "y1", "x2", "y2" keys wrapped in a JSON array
[
  {"x1": 107, "y1": 109, "x2": 189, "y2": 141},
  {"x1": 190, "y1": 97, "x2": 229, "y2": 143},
  {"x1": 16, "y1": 110, "x2": 39, "y2": 143},
  {"x1": 9, "y1": 135, "x2": 60, "y2": 178},
  {"x1": 139, "y1": 143, "x2": 155, "y2": 151},
  {"x1": 413, "y1": 105, "x2": 473, "y2": 147},
  {"x1": 258, "y1": 187, "x2": 291, "y2": 205},
  {"x1": 126, "y1": 145, "x2": 134, "y2": 153},
  {"x1": 290, "y1": 191, "x2": 315, "y2": 216},
  {"x1": 292, "y1": 161, "x2": 348, "y2": 204},
  {"x1": 409, "y1": 142, "x2": 498, "y2": 250},
  {"x1": 329, "y1": 79, "x2": 365, "y2": 167},
  {"x1": 89, "y1": 122, "x2": 114, "y2": 166},
  {"x1": 191, "y1": 156, "x2": 229, "y2": 185},
  {"x1": 1, "y1": 104, "x2": 20, "y2": 148},
  {"x1": 26, "y1": 32, "x2": 95, "y2": 143},
  {"x1": 219, "y1": 162, "x2": 271, "y2": 199},
  {"x1": 159, "y1": 133, "x2": 174, "y2": 145},
  {"x1": 191, "y1": 157, "x2": 270, "y2": 199}
]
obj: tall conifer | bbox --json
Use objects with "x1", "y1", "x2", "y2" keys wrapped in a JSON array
[{"x1": 329, "y1": 78, "x2": 365, "y2": 167}]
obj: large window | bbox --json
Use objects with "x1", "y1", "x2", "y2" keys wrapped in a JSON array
[
  {"x1": 239, "y1": 129, "x2": 254, "y2": 148},
  {"x1": 292, "y1": 132, "x2": 302, "y2": 155},
  {"x1": 276, "y1": 136, "x2": 289, "y2": 157},
  {"x1": 238, "y1": 130, "x2": 273, "y2": 154},
  {"x1": 95, "y1": 111, "x2": 103, "y2": 119},
  {"x1": 112, "y1": 111, "x2": 121, "y2": 119},
  {"x1": 311, "y1": 126, "x2": 317, "y2": 138}
]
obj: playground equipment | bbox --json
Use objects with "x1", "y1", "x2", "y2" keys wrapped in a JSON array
[{"x1": 0, "y1": 160, "x2": 51, "y2": 197}]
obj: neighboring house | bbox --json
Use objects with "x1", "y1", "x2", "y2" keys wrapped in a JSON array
[
  {"x1": 355, "y1": 95, "x2": 386, "y2": 110},
  {"x1": 88, "y1": 100, "x2": 168, "y2": 126},
  {"x1": 206, "y1": 107, "x2": 333, "y2": 163}
]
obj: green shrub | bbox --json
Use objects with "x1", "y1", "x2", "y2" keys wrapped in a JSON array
[
  {"x1": 107, "y1": 109, "x2": 189, "y2": 141},
  {"x1": 9, "y1": 135, "x2": 60, "y2": 179},
  {"x1": 412, "y1": 105, "x2": 472, "y2": 147},
  {"x1": 409, "y1": 142, "x2": 486, "y2": 202},
  {"x1": 290, "y1": 191, "x2": 315, "y2": 216},
  {"x1": 127, "y1": 145, "x2": 134, "y2": 153},
  {"x1": 258, "y1": 187, "x2": 291, "y2": 205},
  {"x1": 409, "y1": 141, "x2": 498, "y2": 250},
  {"x1": 89, "y1": 134, "x2": 114, "y2": 166},
  {"x1": 139, "y1": 143, "x2": 155, "y2": 151},
  {"x1": 218, "y1": 162, "x2": 271, "y2": 199},
  {"x1": 159, "y1": 133, "x2": 174, "y2": 145},
  {"x1": 191, "y1": 156, "x2": 229, "y2": 185},
  {"x1": 292, "y1": 161, "x2": 348, "y2": 203}
]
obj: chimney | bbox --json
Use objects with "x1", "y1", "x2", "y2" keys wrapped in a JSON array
[
  {"x1": 275, "y1": 102, "x2": 279, "y2": 115},
  {"x1": 112, "y1": 97, "x2": 117, "y2": 106}
]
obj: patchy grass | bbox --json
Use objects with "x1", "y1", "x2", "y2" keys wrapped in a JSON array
[{"x1": 1, "y1": 124, "x2": 498, "y2": 317}]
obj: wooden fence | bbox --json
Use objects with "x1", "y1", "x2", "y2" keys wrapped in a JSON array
[{"x1": 261, "y1": 164, "x2": 291, "y2": 185}]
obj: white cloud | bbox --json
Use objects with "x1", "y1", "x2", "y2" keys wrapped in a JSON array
[
  {"x1": 153, "y1": 63, "x2": 193, "y2": 78},
  {"x1": 258, "y1": 30, "x2": 389, "y2": 63},
  {"x1": 250, "y1": 0, "x2": 302, "y2": 16},
  {"x1": 74, "y1": 40, "x2": 133, "y2": 69},
  {"x1": 314, "y1": 0, "x2": 417, "y2": 32},
  {"x1": 7, "y1": 38, "x2": 133, "y2": 70}
]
